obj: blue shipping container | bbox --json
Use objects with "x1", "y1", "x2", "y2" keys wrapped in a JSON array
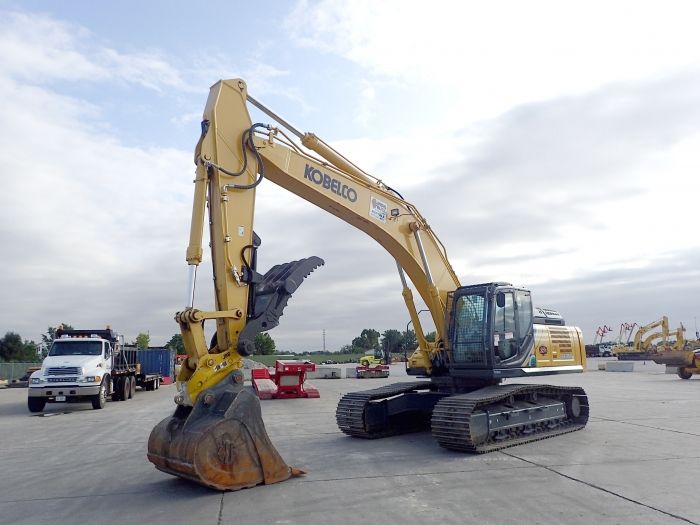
[{"x1": 137, "y1": 348, "x2": 175, "y2": 378}]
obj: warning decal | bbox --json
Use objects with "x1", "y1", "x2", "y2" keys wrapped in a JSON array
[{"x1": 369, "y1": 196, "x2": 387, "y2": 223}]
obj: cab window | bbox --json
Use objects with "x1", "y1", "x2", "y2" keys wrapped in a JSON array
[
  {"x1": 515, "y1": 291, "x2": 533, "y2": 346},
  {"x1": 494, "y1": 292, "x2": 517, "y2": 360},
  {"x1": 452, "y1": 293, "x2": 488, "y2": 365}
]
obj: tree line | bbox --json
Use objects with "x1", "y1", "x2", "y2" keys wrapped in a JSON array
[
  {"x1": 164, "y1": 332, "x2": 276, "y2": 355},
  {"x1": 163, "y1": 327, "x2": 433, "y2": 357},
  {"x1": 2, "y1": 323, "x2": 433, "y2": 362},
  {"x1": 340, "y1": 328, "x2": 436, "y2": 355},
  {"x1": 0, "y1": 323, "x2": 158, "y2": 362}
]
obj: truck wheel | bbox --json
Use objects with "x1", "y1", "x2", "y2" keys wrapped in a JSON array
[
  {"x1": 128, "y1": 376, "x2": 136, "y2": 398},
  {"x1": 28, "y1": 397, "x2": 46, "y2": 413},
  {"x1": 112, "y1": 377, "x2": 123, "y2": 401},
  {"x1": 154, "y1": 378, "x2": 159, "y2": 390},
  {"x1": 121, "y1": 377, "x2": 129, "y2": 401},
  {"x1": 678, "y1": 368, "x2": 693, "y2": 380},
  {"x1": 91, "y1": 381, "x2": 107, "y2": 410}
]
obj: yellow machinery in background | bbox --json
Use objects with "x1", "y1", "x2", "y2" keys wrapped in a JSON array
[
  {"x1": 652, "y1": 322, "x2": 700, "y2": 379},
  {"x1": 147, "y1": 79, "x2": 589, "y2": 491},
  {"x1": 615, "y1": 316, "x2": 685, "y2": 361}
]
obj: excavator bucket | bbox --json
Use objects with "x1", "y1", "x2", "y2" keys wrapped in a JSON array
[
  {"x1": 651, "y1": 350, "x2": 696, "y2": 367},
  {"x1": 147, "y1": 374, "x2": 304, "y2": 490}
]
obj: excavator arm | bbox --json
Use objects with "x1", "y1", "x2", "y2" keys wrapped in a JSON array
[
  {"x1": 148, "y1": 79, "x2": 460, "y2": 491},
  {"x1": 633, "y1": 317, "x2": 669, "y2": 351},
  {"x1": 179, "y1": 78, "x2": 460, "y2": 398}
]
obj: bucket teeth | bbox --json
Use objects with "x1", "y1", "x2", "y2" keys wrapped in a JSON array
[{"x1": 147, "y1": 378, "x2": 303, "y2": 490}]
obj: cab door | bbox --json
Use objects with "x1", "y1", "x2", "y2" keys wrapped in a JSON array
[
  {"x1": 103, "y1": 342, "x2": 113, "y2": 373},
  {"x1": 493, "y1": 289, "x2": 534, "y2": 367}
]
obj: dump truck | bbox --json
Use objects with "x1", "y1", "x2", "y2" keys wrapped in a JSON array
[{"x1": 28, "y1": 327, "x2": 163, "y2": 412}]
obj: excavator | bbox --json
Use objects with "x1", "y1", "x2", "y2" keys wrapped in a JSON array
[
  {"x1": 615, "y1": 316, "x2": 685, "y2": 361},
  {"x1": 651, "y1": 321, "x2": 700, "y2": 379},
  {"x1": 147, "y1": 79, "x2": 589, "y2": 491}
]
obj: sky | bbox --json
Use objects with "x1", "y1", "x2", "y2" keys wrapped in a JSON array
[{"x1": 1, "y1": 0, "x2": 700, "y2": 351}]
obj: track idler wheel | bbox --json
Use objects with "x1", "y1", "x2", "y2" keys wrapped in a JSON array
[{"x1": 147, "y1": 373, "x2": 304, "y2": 491}]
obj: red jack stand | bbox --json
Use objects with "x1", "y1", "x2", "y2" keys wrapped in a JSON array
[
  {"x1": 355, "y1": 364, "x2": 390, "y2": 378},
  {"x1": 251, "y1": 360, "x2": 320, "y2": 399}
]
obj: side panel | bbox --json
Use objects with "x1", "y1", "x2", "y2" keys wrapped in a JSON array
[
  {"x1": 532, "y1": 325, "x2": 587, "y2": 368},
  {"x1": 114, "y1": 346, "x2": 137, "y2": 372}
]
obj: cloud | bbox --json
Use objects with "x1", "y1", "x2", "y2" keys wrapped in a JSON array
[
  {"x1": 251, "y1": 68, "x2": 700, "y2": 347},
  {"x1": 0, "y1": 76, "x2": 193, "y2": 343},
  {"x1": 0, "y1": 9, "x2": 314, "y2": 347},
  {"x1": 285, "y1": 0, "x2": 700, "y2": 123},
  {"x1": 0, "y1": 12, "x2": 196, "y2": 344},
  {"x1": 0, "y1": 10, "x2": 190, "y2": 92},
  {"x1": 0, "y1": 11, "x2": 101, "y2": 82},
  {"x1": 3, "y1": 4, "x2": 700, "y2": 356},
  {"x1": 535, "y1": 249, "x2": 700, "y2": 341},
  {"x1": 391, "y1": 70, "x2": 700, "y2": 285}
]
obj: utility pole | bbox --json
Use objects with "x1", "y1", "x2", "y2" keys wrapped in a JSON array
[{"x1": 323, "y1": 329, "x2": 326, "y2": 353}]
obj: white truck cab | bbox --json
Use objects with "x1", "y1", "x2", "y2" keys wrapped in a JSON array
[{"x1": 28, "y1": 328, "x2": 123, "y2": 412}]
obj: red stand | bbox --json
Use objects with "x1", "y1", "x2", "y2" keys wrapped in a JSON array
[{"x1": 251, "y1": 360, "x2": 320, "y2": 399}]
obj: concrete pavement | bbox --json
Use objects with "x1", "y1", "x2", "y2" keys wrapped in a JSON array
[{"x1": 1, "y1": 359, "x2": 698, "y2": 524}]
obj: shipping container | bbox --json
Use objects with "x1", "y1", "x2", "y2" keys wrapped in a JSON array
[{"x1": 136, "y1": 348, "x2": 175, "y2": 378}]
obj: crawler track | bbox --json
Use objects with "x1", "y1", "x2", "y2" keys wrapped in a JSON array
[
  {"x1": 336, "y1": 381, "x2": 589, "y2": 453},
  {"x1": 431, "y1": 384, "x2": 589, "y2": 453},
  {"x1": 336, "y1": 381, "x2": 434, "y2": 438}
]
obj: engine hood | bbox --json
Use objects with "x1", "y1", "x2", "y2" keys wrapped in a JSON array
[{"x1": 42, "y1": 355, "x2": 103, "y2": 372}]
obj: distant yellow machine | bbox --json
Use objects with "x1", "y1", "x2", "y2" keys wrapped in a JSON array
[
  {"x1": 653, "y1": 348, "x2": 700, "y2": 379},
  {"x1": 359, "y1": 349, "x2": 389, "y2": 367},
  {"x1": 614, "y1": 316, "x2": 685, "y2": 360},
  {"x1": 652, "y1": 323, "x2": 700, "y2": 379}
]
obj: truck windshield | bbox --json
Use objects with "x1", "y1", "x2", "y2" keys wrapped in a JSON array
[{"x1": 49, "y1": 341, "x2": 103, "y2": 356}]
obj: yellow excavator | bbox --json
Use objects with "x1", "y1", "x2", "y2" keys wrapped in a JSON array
[
  {"x1": 147, "y1": 79, "x2": 589, "y2": 491},
  {"x1": 615, "y1": 316, "x2": 685, "y2": 361},
  {"x1": 651, "y1": 321, "x2": 700, "y2": 379}
]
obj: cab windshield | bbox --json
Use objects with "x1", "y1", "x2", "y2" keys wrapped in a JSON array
[
  {"x1": 452, "y1": 292, "x2": 488, "y2": 365},
  {"x1": 49, "y1": 341, "x2": 103, "y2": 356}
]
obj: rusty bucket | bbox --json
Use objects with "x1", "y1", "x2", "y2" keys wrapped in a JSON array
[{"x1": 147, "y1": 375, "x2": 304, "y2": 490}]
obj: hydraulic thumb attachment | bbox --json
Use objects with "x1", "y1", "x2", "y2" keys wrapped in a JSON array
[
  {"x1": 236, "y1": 255, "x2": 325, "y2": 356},
  {"x1": 147, "y1": 371, "x2": 305, "y2": 491}
]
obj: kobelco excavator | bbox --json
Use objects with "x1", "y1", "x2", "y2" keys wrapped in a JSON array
[{"x1": 147, "y1": 79, "x2": 588, "y2": 491}]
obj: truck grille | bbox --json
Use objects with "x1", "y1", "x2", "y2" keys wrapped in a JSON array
[
  {"x1": 47, "y1": 377, "x2": 78, "y2": 383},
  {"x1": 47, "y1": 367, "x2": 81, "y2": 376}
]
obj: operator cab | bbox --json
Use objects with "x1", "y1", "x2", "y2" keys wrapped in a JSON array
[{"x1": 448, "y1": 282, "x2": 535, "y2": 380}]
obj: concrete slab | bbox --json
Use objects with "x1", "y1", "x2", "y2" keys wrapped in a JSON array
[
  {"x1": 606, "y1": 361, "x2": 635, "y2": 372},
  {"x1": 1, "y1": 362, "x2": 699, "y2": 524},
  {"x1": 306, "y1": 366, "x2": 342, "y2": 379}
]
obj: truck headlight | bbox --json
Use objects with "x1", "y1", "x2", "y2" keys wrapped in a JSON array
[
  {"x1": 30, "y1": 377, "x2": 45, "y2": 384},
  {"x1": 78, "y1": 376, "x2": 101, "y2": 383}
]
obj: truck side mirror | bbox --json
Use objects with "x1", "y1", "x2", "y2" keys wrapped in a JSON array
[{"x1": 496, "y1": 292, "x2": 506, "y2": 308}]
